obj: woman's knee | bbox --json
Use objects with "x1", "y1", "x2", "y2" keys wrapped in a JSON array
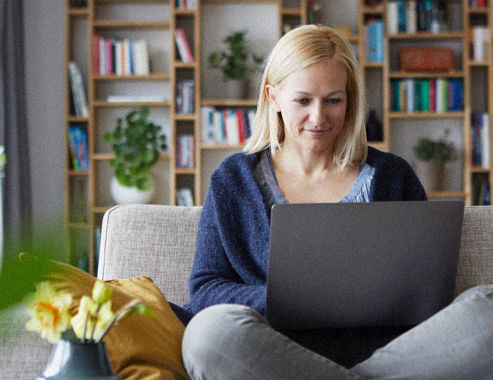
[
  {"x1": 453, "y1": 284, "x2": 493, "y2": 304},
  {"x1": 182, "y1": 304, "x2": 265, "y2": 374}
]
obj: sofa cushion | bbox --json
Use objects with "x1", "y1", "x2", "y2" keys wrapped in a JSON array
[{"x1": 31, "y1": 258, "x2": 190, "y2": 380}]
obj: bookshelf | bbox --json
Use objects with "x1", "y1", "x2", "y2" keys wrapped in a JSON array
[
  {"x1": 65, "y1": 0, "x2": 492, "y2": 274},
  {"x1": 64, "y1": 0, "x2": 307, "y2": 273}
]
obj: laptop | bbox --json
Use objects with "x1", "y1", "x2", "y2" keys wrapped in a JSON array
[{"x1": 265, "y1": 201, "x2": 464, "y2": 331}]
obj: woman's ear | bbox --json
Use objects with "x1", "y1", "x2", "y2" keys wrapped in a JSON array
[{"x1": 265, "y1": 84, "x2": 281, "y2": 112}]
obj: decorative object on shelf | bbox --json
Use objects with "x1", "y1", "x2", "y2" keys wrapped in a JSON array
[
  {"x1": 110, "y1": 176, "x2": 155, "y2": 205},
  {"x1": 104, "y1": 106, "x2": 167, "y2": 204},
  {"x1": 413, "y1": 131, "x2": 457, "y2": 192},
  {"x1": 208, "y1": 31, "x2": 263, "y2": 99},
  {"x1": 399, "y1": 47, "x2": 454, "y2": 72},
  {"x1": 25, "y1": 279, "x2": 154, "y2": 380},
  {"x1": 365, "y1": 109, "x2": 383, "y2": 142}
]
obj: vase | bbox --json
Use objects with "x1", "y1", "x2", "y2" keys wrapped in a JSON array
[
  {"x1": 110, "y1": 176, "x2": 155, "y2": 204},
  {"x1": 38, "y1": 340, "x2": 121, "y2": 380},
  {"x1": 225, "y1": 79, "x2": 248, "y2": 99},
  {"x1": 414, "y1": 160, "x2": 445, "y2": 193}
]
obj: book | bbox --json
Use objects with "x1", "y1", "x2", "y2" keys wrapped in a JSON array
[
  {"x1": 92, "y1": 35, "x2": 149, "y2": 76},
  {"x1": 68, "y1": 126, "x2": 89, "y2": 171},
  {"x1": 175, "y1": 28, "x2": 194, "y2": 63},
  {"x1": 200, "y1": 107, "x2": 254, "y2": 145},
  {"x1": 176, "y1": 135, "x2": 194, "y2": 168},
  {"x1": 386, "y1": 1, "x2": 398, "y2": 35},
  {"x1": 176, "y1": 188, "x2": 194, "y2": 206},
  {"x1": 176, "y1": 80, "x2": 194, "y2": 114},
  {"x1": 406, "y1": 0, "x2": 417, "y2": 34},
  {"x1": 132, "y1": 39, "x2": 150, "y2": 75},
  {"x1": 68, "y1": 61, "x2": 89, "y2": 117}
]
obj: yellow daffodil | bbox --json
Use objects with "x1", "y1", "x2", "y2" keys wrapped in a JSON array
[
  {"x1": 25, "y1": 281, "x2": 72, "y2": 344},
  {"x1": 71, "y1": 296, "x2": 114, "y2": 341},
  {"x1": 92, "y1": 280, "x2": 112, "y2": 306}
]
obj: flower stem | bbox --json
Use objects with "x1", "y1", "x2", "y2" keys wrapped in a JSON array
[{"x1": 81, "y1": 310, "x2": 90, "y2": 343}]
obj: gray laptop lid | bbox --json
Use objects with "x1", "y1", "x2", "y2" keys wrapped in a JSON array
[{"x1": 266, "y1": 201, "x2": 464, "y2": 331}]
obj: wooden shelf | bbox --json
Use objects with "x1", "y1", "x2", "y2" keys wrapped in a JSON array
[
  {"x1": 201, "y1": 98, "x2": 257, "y2": 107},
  {"x1": 388, "y1": 32, "x2": 464, "y2": 40},
  {"x1": 93, "y1": 73, "x2": 171, "y2": 80},
  {"x1": 93, "y1": 20, "x2": 170, "y2": 28},
  {"x1": 201, "y1": 144, "x2": 245, "y2": 150},
  {"x1": 388, "y1": 112, "x2": 465, "y2": 119},
  {"x1": 389, "y1": 71, "x2": 464, "y2": 78},
  {"x1": 427, "y1": 191, "x2": 466, "y2": 198}
]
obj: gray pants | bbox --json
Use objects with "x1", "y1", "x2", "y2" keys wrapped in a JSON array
[{"x1": 182, "y1": 285, "x2": 493, "y2": 379}]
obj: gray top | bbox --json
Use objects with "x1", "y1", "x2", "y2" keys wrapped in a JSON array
[{"x1": 254, "y1": 150, "x2": 375, "y2": 207}]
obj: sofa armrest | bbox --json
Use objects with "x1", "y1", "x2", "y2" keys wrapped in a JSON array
[
  {"x1": 456, "y1": 206, "x2": 493, "y2": 295},
  {"x1": 97, "y1": 204, "x2": 202, "y2": 306}
]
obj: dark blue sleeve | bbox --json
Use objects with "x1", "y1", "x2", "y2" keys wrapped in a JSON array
[{"x1": 188, "y1": 170, "x2": 267, "y2": 315}]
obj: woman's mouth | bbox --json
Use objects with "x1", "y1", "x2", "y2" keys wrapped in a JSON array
[{"x1": 304, "y1": 129, "x2": 327, "y2": 138}]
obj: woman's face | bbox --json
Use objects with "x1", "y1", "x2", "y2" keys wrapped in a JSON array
[{"x1": 267, "y1": 58, "x2": 348, "y2": 155}]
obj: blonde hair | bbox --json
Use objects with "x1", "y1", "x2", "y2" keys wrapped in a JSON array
[{"x1": 243, "y1": 25, "x2": 367, "y2": 168}]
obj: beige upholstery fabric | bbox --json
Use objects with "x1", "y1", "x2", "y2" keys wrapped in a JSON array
[
  {"x1": 98, "y1": 204, "x2": 201, "y2": 305},
  {"x1": 455, "y1": 206, "x2": 493, "y2": 295},
  {"x1": 3, "y1": 204, "x2": 493, "y2": 379}
]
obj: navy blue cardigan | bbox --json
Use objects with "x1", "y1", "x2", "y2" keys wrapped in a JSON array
[{"x1": 186, "y1": 147, "x2": 427, "y2": 315}]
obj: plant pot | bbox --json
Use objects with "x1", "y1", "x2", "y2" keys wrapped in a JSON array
[
  {"x1": 414, "y1": 160, "x2": 445, "y2": 193},
  {"x1": 38, "y1": 340, "x2": 121, "y2": 380},
  {"x1": 225, "y1": 79, "x2": 248, "y2": 99},
  {"x1": 110, "y1": 176, "x2": 155, "y2": 204}
]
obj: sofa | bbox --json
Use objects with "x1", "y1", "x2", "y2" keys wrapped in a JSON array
[{"x1": 1, "y1": 203, "x2": 493, "y2": 379}]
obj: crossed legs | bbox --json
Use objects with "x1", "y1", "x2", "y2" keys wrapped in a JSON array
[{"x1": 182, "y1": 285, "x2": 493, "y2": 380}]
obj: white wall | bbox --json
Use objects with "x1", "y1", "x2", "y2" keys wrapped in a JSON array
[{"x1": 23, "y1": 0, "x2": 66, "y2": 229}]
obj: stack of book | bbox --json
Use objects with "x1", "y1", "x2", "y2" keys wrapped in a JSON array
[
  {"x1": 92, "y1": 35, "x2": 149, "y2": 76},
  {"x1": 68, "y1": 126, "x2": 90, "y2": 171},
  {"x1": 176, "y1": 188, "x2": 194, "y2": 206},
  {"x1": 175, "y1": 0, "x2": 197, "y2": 10},
  {"x1": 176, "y1": 135, "x2": 194, "y2": 168},
  {"x1": 201, "y1": 107, "x2": 255, "y2": 146},
  {"x1": 176, "y1": 80, "x2": 195, "y2": 114},
  {"x1": 391, "y1": 78, "x2": 463, "y2": 113},
  {"x1": 387, "y1": 0, "x2": 445, "y2": 34},
  {"x1": 471, "y1": 112, "x2": 491, "y2": 169}
]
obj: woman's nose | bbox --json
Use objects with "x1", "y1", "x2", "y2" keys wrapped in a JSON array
[{"x1": 309, "y1": 102, "x2": 325, "y2": 125}]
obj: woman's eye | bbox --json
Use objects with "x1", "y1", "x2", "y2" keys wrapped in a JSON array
[
  {"x1": 295, "y1": 98, "x2": 310, "y2": 105},
  {"x1": 326, "y1": 98, "x2": 342, "y2": 104}
]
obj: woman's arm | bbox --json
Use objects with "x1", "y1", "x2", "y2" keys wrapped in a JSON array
[{"x1": 188, "y1": 156, "x2": 269, "y2": 315}]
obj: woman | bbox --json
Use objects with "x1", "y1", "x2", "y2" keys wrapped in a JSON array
[{"x1": 181, "y1": 25, "x2": 493, "y2": 379}]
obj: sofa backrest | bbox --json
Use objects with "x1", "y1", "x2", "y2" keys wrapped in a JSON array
[
  {"x1": 98, "y1": 204, "x2": 493, "y2": 306},
  {"x1": 98, "y1": 204, "x2": 201, "y2": 305}
]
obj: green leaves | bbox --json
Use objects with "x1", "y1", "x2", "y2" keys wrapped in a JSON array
[
  {"x1": 105, "y1": 106, "x2": 167, "y2": 191},
  {"x1": 208, "y1": 31, "x2": 263, "y2": 82},
  {"x1": 413, "y1": 130, "x2": 457, "y2": 163}
]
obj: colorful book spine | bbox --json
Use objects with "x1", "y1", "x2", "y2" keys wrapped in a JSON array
[
  {"x1": 92, "y1": 35, "x2": 149, "y2": 76},
  {"x1": 391, "y1": 78, "x2": 463, "y2": 113},
  {"x1": 68, "y1": 61, "x2": 89, "y2": 117},
  {"x1": 68, "y1": 126, "x2": 89, "y2": 171},
  {"x1": 175, "y1": 28, "x2": 194, "y2": 63},
  {"x1": 200, "y1": 107, "x2": 254, "y2": 146}
]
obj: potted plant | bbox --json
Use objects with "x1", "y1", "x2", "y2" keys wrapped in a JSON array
[
  {"x1": 208, "y1": 30, "x2": 263, "y2": 99},
  {"x1": 104, "y1": 106, "x2": 167, "y2": 204},
  {"x1": 413, "y1": 131, "x2": 457, "y2": 192}
]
